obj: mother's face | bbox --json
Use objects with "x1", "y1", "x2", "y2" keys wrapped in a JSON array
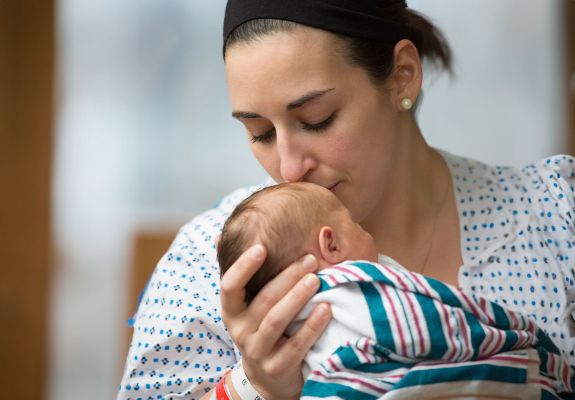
[{"x1": 225, "y1": 27, "x2": 403, "y2": 224}]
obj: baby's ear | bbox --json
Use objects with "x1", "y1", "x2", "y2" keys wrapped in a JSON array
[{"x1": 318, "y1": 226, "x2": 343, "y2": 264}]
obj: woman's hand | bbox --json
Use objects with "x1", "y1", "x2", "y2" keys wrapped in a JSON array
[{"x1": 220, "y1": 244, "x2": 332, "y2": 400}]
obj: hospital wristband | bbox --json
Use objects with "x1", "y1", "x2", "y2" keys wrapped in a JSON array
[
  {"x1": 215, "y1": 371, "x2": 232, "y2": 400},
  {"x1": 230, "y1": 360, "x2": 266, "y2": 400}
]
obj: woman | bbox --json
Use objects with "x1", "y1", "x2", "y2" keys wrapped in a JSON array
[{"x1": 118, "y1": 1, "x2": 575, "y2": 399}]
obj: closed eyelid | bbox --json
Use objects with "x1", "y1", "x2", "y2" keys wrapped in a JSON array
[
  {"x1": 301, "y1": 112, "x2": 337, "y2": 130},
  {"x1": 242, "y1": 109, "x2": 336, "y2": 144},
  {"x1": 250, "y1": 129, "x2": 275, "y2": 143}
]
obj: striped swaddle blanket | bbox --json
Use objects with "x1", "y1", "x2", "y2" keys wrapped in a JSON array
[{"x1": 289, "y1": 260, "x2": 575, "y2": 399}]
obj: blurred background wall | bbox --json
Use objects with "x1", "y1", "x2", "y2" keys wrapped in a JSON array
[
  {"x1": 0, "y1": 1, "x2": 573, "y2": 399},
  {"x1": 0, "y1": 0, "x2": 53, "y2": 399}
]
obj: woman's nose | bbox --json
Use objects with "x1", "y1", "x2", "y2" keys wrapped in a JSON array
[{"x1": 277, "y1": 133, "x2": 316, "y2": 183}]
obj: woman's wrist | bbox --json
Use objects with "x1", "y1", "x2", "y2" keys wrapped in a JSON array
[
  {"x1": 229, "y1": 360, "x2": 267, "y2": 400},
  {"x1": 228, "y1": 361, "x2": 300, "y2": 400},
  {"x1": 224, "y1": 369, "x2": 240, "y2": 400},
  {"x1": 215, "y1": 371, "x2": 233, "y2": 400}
]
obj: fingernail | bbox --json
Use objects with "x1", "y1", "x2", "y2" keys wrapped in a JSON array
[
  {"x1": 304, "y1": 274, "x2": 319, "y2": 287},
  {"x1": 250, "y1": 245, "x2": 264, "y2": 259},
  {"x1": 317, "y1": 303, "x2": 331, "y2": 317},
  {"x1": 302, "y1": 254, "x2": 317, "y2": 271}
]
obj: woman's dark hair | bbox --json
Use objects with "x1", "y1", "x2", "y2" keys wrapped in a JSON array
[{"x1": 223, "y1": 8, "x2": 452, "y2": 85}]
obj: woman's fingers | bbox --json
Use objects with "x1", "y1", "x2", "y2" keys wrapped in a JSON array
[
  {"x1": 220, "y1": 253, "x2": 329, "y2": 399},
  {"x1": 220, "y1": 244, "x2": 267, "y2": 320},
  {"x1": 249, "y1": 254, "x2": 318, "y2": 324},
  {"x1": 253, "y1": 273, "x2": 322, "y2": 356},
  {"x1": 241, "y1": 301, "x2": 332, "y2": 399},
  {"x1": 273, "y1": 302, "x2": 332, "y2": 367}
]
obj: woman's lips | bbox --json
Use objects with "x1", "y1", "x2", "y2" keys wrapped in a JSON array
[{"x1": 328, "y1": 181, "x2": 342, "y2": 192}]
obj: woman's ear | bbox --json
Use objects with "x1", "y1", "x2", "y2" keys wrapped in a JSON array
[
  {"x1": 318, "y1": 226, "x2": 343, "y2": 264},
  {"x1": 391, "y1": 39, "x2": 423, "y2": 110}
]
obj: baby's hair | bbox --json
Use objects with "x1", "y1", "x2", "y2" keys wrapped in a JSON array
[{"x1": 218, "y1": 182, "x2": 340, "y2": 303}]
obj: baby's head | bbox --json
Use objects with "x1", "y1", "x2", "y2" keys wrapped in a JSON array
[{"x1": 218, "y1": 182, "x2": 377, "y2": 303}]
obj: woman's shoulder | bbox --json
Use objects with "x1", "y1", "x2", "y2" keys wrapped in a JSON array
[
  {"x1": 442, "y1": 150, "x2": 575, "y2": 240},
  {"x1": 521, "y1": 154, "x2": 575, "y2": 218},
  {"x1": 441, "y1": 150, "x2": 575, "y2": 196},
  {"x1": 521, "y1": 154, "x2": 575, "y2": 190}
]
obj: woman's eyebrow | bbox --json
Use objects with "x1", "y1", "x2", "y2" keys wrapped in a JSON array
[
  {"x1": 286, "y1": 88, "x2": 335, "y2": 110},
  {"x1": 231, "y1": 88, "x2": 335, "y2": 119},
  {"x1": 232, "y1": 111, "x2": 261, "y2": 119}
]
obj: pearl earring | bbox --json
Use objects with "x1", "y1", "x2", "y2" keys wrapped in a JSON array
[{"x1": 401, "y1": 98, "x2": 413, "y2": 111}]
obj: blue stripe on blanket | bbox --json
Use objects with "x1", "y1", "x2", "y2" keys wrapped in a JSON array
[
  {"x1": 317, "y1": 278, "x2": 332, "y2": 293},
  {"x1": 335, "y1": 344, "x2": 411, "y2": 373},
  {"x1": 301, "y1": 381, "x2": 379, "y2": 400},
  {"x1": 335, "y1": 344, "x2": 362, "y2": 370},
  {"x1": 502, "y1": 329, "x2": 520, "y2": 353},
  {"x1": 393, "y1": 363, "x2": 527, "y2": 388},
  {"x1": 541, "y1": 388, "x2": 565, "y2": 400},
  {"x1": 463, "y1": 311, "x2": 487, "y2": 360},
  {"x1": 426, "y1": 277, "x2": 463, "y2": 308},
  {"x1": 412, "y1": 291, "x2": 448, "y2": 359},
  {"x1": 359, "y1": 283, "x2": 394, "y2": 351},
  {"x1": 491, "y1": 301, "x2": 514, "y2": 330}
]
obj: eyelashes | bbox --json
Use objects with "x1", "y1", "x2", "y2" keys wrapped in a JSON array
[
  {"x1": 250, "y1": 129, "x2": 274, "y2": 144},
  {"x1": 302, "y1": 112, "x2": 336, "y2": 132},
  {"x1": 250, "y1": 112, "x2": 337, "y2": 144}
]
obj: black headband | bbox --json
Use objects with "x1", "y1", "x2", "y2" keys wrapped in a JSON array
[{"x1": 223, "y1": 0, "x2": 410, "y2": 46}]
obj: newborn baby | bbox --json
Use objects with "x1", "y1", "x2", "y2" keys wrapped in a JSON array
[
  {"x1": 217, "y1": 182, "x2": 573, "y2": 399},
  {"x1": 218, "y1": 181, "x2": 377, "y2": 303}
]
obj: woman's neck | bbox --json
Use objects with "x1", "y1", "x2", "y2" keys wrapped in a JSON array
[{"x1": 361, "y1": 120, "x2": 452, "y2": 258}]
